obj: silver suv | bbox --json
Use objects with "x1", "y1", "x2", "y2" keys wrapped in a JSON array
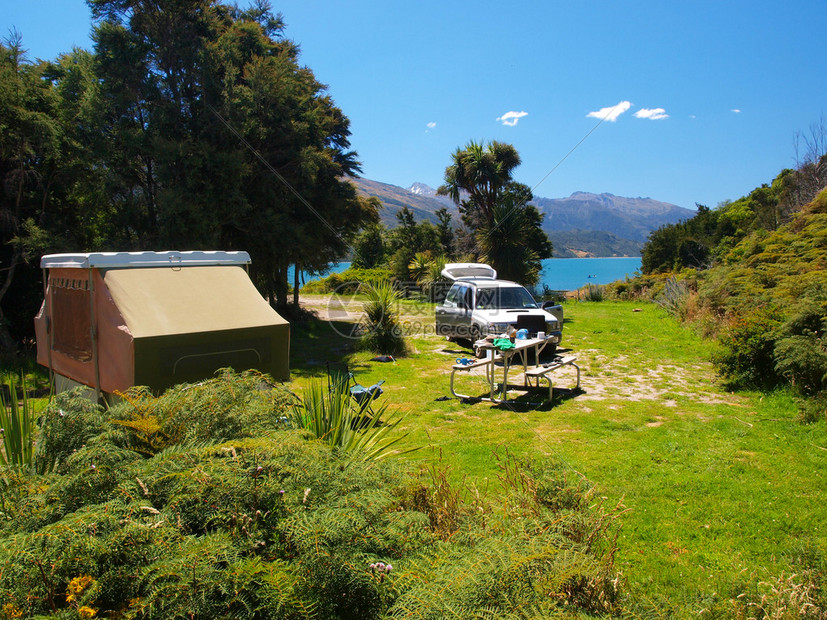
[{"x1": 434, "y1": 263, "x2": 563, "y2": 355}]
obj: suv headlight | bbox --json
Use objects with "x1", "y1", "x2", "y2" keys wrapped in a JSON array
[
  {"x1": 546, "y1": 320, "x2": 560, "y2": 332},
  {"x1": 488, "y1": 322, "x2": 509, "y2": 334}
]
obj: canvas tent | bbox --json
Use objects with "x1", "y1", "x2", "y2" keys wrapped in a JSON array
[{"x1": 35, "y1": 251, "x2": 290, "y2": 400}]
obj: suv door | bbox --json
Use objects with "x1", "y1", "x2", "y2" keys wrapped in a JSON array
[{"x1": 435, "y1": 283, "x2": 471, "y2": 337}]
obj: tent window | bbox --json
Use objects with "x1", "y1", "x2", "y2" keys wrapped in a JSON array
[{"x1": 51, "y1": 280, "x2": 92, "y2": 361}]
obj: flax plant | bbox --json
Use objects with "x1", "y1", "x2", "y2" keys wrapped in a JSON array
[
  {"x1": 360, "y1": 279, "x2": 407, "y2": 355},
  {"x1": 0, "y1": 373, "x2": 36, "y2": 470},
  {"x1": 288, "y1": 379, "x2": 412, "y2": 461}
]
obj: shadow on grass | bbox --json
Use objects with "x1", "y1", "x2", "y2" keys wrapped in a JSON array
[
  {"x1": 441, "y1": 347, "x2": 473, "y2": 356},
  {"x1": 290, "y1": 316, "x2": 361, "y2": 379},
  {"x1": 451, "y1": 385, "x2": 584, "y2": 412},
  {"x1": 492, "y1": 386, "x2": 584, "y2": 412}
]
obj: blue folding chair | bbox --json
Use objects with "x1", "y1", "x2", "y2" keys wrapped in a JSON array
[{"x1": 326, "y1": 362, "x2": 385, "y2": 414}]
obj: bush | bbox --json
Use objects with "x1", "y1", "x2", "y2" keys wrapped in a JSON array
[
  {"x1": 580, "y1": 283, "x2": 605, "y2": 302},
  {"x1": 0, "y1": 373, "x2": 37, "y2": 471},
  {"x1": 34, "y1": 389, "x2": 107, "y2": 474},
  {"x1": 656, "y1": 276, "x2": 692, "y2": 320},
  {"x1": 0, "y1": 372, "x2": 623, "y2": 618},
  {"x1": 712, "y1": 306, "x2": 783, "y2": 390},
  {"x1": 360, "y1": 280, "x2": 407, "y2": 356},
  {"x1": 302, "y1": 267, "x2": 393, "y2": 294},
  {"x1": 773, "y1": 302, "x2": 827, "y2": 396},
  {"x1": 288, "y1": 379, "x2": 410, "y2": 460}
]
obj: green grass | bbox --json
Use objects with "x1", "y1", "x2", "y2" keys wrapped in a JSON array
[{"x1": 292, "y1": 297, "x2": 827, "y2": 615}]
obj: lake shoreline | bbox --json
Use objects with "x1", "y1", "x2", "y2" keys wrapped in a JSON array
[{"x1": 291, "y1": 256, "x2": 643, "y2": 293}]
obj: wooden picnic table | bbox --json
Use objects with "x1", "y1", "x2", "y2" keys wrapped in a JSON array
[{"x1": 450, "y1": 336, "x2": 576, "y2": 403}]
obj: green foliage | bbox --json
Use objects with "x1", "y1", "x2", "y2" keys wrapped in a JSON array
[
  {"x1": 580, "y1": 283, "x2": 606, "y2": 302},
  {"x1": 656, "y1": 276, "x2": 692, "y2": 320},
  {"x1": 0, "y1": 372, "x2": 621, "y2": 618},
  {"x1": 642, "y1": 203, "x2": 725, "y2": 274},
  {"x1": 388, "y1": 452, "x2": 621, "y2": 618},
  {"x1": 351, "y1": 220, "x2": 387, "y2": 269},
  {"x1": 477, "y1": 193, "x2": 547, "y2": 286},
  {"x1": 301, "y1": 267, "x2": 393, "y2": 294},
  {"x1": 34, "y1": 389, "x2": 106, "y2": 474},
  {"x1": 774, "y1": 302, "x2": 827, "y2": 397},
  {"x1": 288, "y1": 379, "x2": 411, "y2": 461},
  {"x1": 712, "y1": 306, "x2": 783, "y2": 390},
  {"x1": 0, "y1": 373, "x2": 36, "y2": 470},
  {"x1": 385, "y1": 207, "x2": 444, "y2": 282},
  {"x1": 360, "y1": 279, "x2": 407, "y2": 356},
  {"x1": 106, "y1": 369, "x2": 294, "y2": 456}
]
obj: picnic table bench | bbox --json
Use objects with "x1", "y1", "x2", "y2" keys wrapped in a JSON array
[
  {"x1": 449, "y1": 355, "x2": 501, "y2": 400},
  {"x1": 524, "y1": 355, "x2": 580, "y2": 403}
]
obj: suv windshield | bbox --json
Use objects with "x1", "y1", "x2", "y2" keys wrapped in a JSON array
[{"x1": 475, "y1": 286, "x2": 538, "y2": 310}]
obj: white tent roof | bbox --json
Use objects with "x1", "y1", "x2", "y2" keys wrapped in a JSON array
[{"x1": 40, "y1": 251, "x2": 251, "y2": 270}]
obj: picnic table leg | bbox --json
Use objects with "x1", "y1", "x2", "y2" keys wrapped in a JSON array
[
  {"x1": 502, "y1": 352, "x2": 511, "y2": 401},
  {"x1": 449, "y1": 368, "x2": 472, "y2": 400}
]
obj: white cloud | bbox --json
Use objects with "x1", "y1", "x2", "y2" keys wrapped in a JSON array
[
  {"x1": 586, "y1": 100, "x2": 631, "y2": 122},
  {"x1": 496, "y1": 110, "x2": 528, "y2": 127},
  {"x1": 426, "y1": 121, "x2": 437, "y2": 129},
  {"x1": 731, "y1": 108, "x2": 742, "y2": 114},
  {"x1": 634, "y1": 107, "x2": 669, "y2": 120}
]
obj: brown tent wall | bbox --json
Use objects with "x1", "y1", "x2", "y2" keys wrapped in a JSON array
[
  {"x1": 35, "y1": 268, "x2": 134, "y2": 393},
  {"x1": 36, "y1": 258, "x2": 289, "y2": 395}
]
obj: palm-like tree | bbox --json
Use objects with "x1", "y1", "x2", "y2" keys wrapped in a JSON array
[
  {"x1": 438, "y1": 140, "x2": 552, "y2": 286},
  {"x1": 407, "y1": 251, "x2": 433, "y2": 284},
  {"x1": 438, "y1": 140, "x2": 521, "y2": 227},
  {"x1": 477, "y1": 198, "x2": 541, "y2": 286}
]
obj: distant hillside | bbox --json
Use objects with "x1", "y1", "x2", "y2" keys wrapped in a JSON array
[
  {"x1": 348, "y1": 178, "x2": 694, "y2": 256},
  {"x1": 548, "y1": 230, "x2": 643, "y2": 258},
  {"x1": 349, "y1": 178, "x2": 456, "y2": 226},
  {"x1": 533, "y1": 192, "x2": 694, "y2": 243}
]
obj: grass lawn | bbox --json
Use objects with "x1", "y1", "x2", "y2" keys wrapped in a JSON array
[{"x1": 291, "y1": 295, "x2": 827, "y2": 615}]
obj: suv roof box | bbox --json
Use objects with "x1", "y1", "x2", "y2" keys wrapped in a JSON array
[{"x1": 441, "y1": 262, "x2": 497, "y2": 281}]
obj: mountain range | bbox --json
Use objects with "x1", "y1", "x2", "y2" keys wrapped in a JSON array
[{"x1": 349, "y1": 177, "x2": 696, "y2": 258}]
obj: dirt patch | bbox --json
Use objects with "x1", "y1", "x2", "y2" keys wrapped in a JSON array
[
  {"x1": 573, "y1": 349, "x2": 745, "y2": 408},
  {"x1": 300, "y1": 294, "x2": 364, "y2": 322}
]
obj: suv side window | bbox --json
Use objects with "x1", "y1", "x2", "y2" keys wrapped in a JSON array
[
  {"x1": 444, "y1": 284, "x2": 461, "y2": 307},
  {"x1": 462, "y1": 286, "x2": 473, "y2": 309}
]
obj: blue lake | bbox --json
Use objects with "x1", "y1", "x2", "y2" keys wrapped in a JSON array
[
  {"x1": 539, "y1": 257, "x2": 641, "y2": 291},
  {"x1": 291, "y1": 256, "x2": 641, "y2": 292}
]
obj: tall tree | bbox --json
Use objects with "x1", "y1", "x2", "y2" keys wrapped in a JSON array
[
  {"x1": 438, "y1": 140, "x2": 551, "y2": 285},
  {"x1": 88, "y1": 0, "x2": 373, "y2": 309},
  {"x1": 0, "y1": 38, "x2": 61, "y2": 357},
  {"x1": 438, "y1": 140, "x2": 521, "y2": 229}
]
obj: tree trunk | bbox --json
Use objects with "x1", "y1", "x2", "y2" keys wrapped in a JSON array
[
  {"x1": 292, "y1": 262, "x2": 300, "y2": 307},
  {"x1": 0, "y1": 248, "x2": 21, "y2": 361},
  {"x1": 274, "y1": 258, "x2": 289, "y2": 312}
]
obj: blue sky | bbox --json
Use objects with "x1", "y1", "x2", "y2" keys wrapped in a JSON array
[{"x1": 3, "y1": 0, "x2": 827, "y2": 210}]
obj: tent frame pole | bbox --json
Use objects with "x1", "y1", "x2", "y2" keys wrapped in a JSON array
[
  {"x1": 88, "y1": 267, "x2": 102, "y2": 404},
  {"x1": 43, "y1": 269, "x2": 54, "y2": 394}
]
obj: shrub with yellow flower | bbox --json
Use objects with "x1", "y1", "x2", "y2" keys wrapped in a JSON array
[
  {"x1": 1, "y1": 602, "x2": 23, "y2": 619},
  {"x1": 66, "y1": 574, "x2": 96, "y2": 604}
]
